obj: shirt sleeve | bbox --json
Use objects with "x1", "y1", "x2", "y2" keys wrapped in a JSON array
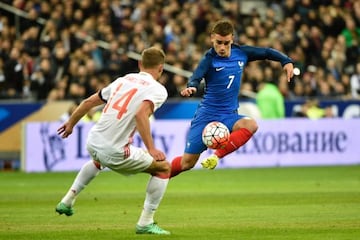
[
  {"x1": 99, "y1": 84, "x2": 112, "y2": 102},
  {"x1": 187, "y1": 51, "x2": 212, "y2": 89},
  {"x1": 99, "y1": 77, "x2": 122, "y2": 102},
  {"x1": 240, "y1": 45, "x2": 293, "y2": 66},
  {"x1": 144, "y1": 84, "x2": 168, "y2": 112}
]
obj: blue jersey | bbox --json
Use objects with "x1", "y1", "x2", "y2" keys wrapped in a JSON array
[
  {"x1": 184, "y1": 44, "x2": 293, "y2": 154},
  {"x1": 188, "y1": 44, "x2": 293, "y2": 113}
]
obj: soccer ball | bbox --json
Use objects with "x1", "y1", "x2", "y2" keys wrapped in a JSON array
[{"x1": 202, "y1": 121, "x2": 230, "y2": 149}]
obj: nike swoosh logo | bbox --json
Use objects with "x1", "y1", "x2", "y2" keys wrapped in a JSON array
[{"x1": 215, "y1": 67, "x2": 225, "y2": 71}]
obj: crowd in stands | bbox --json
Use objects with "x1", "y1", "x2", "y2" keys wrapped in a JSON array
[{"x1": 0, "y1": 0, "x2": 359, "y2": 102}]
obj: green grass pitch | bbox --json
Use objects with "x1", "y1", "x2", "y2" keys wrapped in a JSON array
[{"x1": 1, "y1": 165, "x2": 360, "y2": 240}]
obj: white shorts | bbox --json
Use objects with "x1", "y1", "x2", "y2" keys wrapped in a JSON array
[{"x1": 86, "y1": 144, "x2": 153, "y2": 175}]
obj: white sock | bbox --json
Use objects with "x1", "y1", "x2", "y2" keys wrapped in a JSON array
[
  {"x1": 61, "y1": 160, "x2": 100, "y2": 206},
  {"x1": 137, "y1": 176, "x2": 169, "y2": 226}
]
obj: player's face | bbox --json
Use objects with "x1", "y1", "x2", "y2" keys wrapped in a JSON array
[{"x1": 211, "y1": 33, "x2": 233, "y2": 57}]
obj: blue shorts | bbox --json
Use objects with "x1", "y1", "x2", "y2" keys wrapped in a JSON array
[{"x1": 184, "y1": 108, "x2": 246, "y2": 154}]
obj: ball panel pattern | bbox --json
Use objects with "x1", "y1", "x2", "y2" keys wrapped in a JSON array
[{"x1": 202, "y1": 121, "x2": 230, "y2": 149}]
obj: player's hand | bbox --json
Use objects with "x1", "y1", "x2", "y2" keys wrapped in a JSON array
[
  {"x1": 148, "y1": 148, "x2": 166, "y2": 161},
  {"x1": 57, "y1": 122, "x2": 74, "y2": 138},
  {"x1": 283, "y1": 63, "x2": 294, "y2": 82},
  {"x1": 180, "y1": 87, "x2": 197, "y2": 97}
]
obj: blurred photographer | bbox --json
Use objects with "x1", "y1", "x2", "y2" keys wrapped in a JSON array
[{"x1": 350, "y1": 62, "x2": 360, "y2": 99}]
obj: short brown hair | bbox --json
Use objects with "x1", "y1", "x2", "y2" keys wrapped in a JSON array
[
  {"x1": 141, "y1": 47, "x2": 166, "y2": 68},
  {"x1": 211, "y1": 20, "x2": 234, "y2": 36}
]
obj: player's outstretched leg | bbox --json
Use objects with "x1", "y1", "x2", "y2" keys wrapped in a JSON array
[{"x1": 55, "y1": 160, "x2": 100, "y2": 216}]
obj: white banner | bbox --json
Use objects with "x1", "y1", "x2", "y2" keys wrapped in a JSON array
[{"x1": 22, "y1": 119, "x2": 360, "y2": 172}]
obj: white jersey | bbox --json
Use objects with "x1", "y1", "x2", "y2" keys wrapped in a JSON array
[{"x1": 87, "y1": 72, "x2": 168, "y2": 157}]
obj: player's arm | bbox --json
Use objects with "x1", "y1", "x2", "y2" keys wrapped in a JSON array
[
  {"x1": 57, "y1": 92, "x2": 105, "y2": 138},
  {"x1": 282, "y1": 62, "x2": 294, "y2": 82},
  {"x1": 135, "y1": 100, "x2": 166, "y2": 161},
  {"x1": 181, "y1": 54, "x2": 211, "y2": 97},
  {"x1": 240, "y1": 45, "x2": 294, "y2": 82}
]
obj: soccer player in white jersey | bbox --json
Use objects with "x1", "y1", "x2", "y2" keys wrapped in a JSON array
[{"x1": 55, "y1": 47, "x2": 171, "y2": 235}]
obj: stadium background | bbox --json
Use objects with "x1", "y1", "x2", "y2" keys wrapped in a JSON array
[
  {"x1": 0, "y1": 0, "x2": 359, "y2": 170},
  {"x1": 1, "y1": 3, "x2": 359, "y2": 239}
]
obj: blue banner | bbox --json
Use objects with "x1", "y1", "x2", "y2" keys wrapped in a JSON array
[{"x1": 0, "y1": 102, "x2": 43, "y2": 132}]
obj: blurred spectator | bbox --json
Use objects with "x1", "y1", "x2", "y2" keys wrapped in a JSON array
[
  {"x1": 319, "y1": 6, "x2": 345, "y2": 38},
  {"x1": 354, "y1": 1, "x2": 360, "y2": 27},
  {"x1": 340, "y1": 73, "x2": 352, "y2": 99},
  {"x1": 0, "y1": 58, "x2": 5, "y2": 96},
  {"x1": 102, "y1": 39, "x2": 122, "y2": 78},
  {"x1": 301, "y1": 66, "x2": 318, "y2": 97},
  {"x1": 172, "y1": 74, "x2": 187, "y2": 98},
  {"x1": 293, "y1": 99, "x2": 335, "y2": 119},
  {"x1": 59, "y1": 100, "x2": 101, "y2": 122},
  {"x1": 0, "y1": 0, "x2": 359, "y2": 103},
  {"x1": 342, "y1": 15, "x2": 360, "y2": 49},
  {"x1": 59, "y1": 100, "x2": 79, "y2": 122},
  {"x1": 18, "y1": 7, "x2": 41, "y2": 32},
  {"x1": 23, "y1": 26, "x2": 40, "y2": 57},
  {"x1": 350, "y1": 62, "x2": 360, "y2": 99},
  {"x1": 30, "y1": 57, "x2": 54, "y2": 100},
  {"x1": 317, "y1": 77, "x2": 332, "y2": 98},
  {"x1": 342, "y1": 15, "x2": 360, "y2": 69},
  {"x1": 289, "y1": 79, "x2": 305, "y2": 99},
  {"x1": 52, "y1": 45, "x2": 70, "y2": 83},
  {"x1": 3, "y1": 47, "x2": 24, "y2": 98},
  {"x1": 256, "y1": 80, "x2": 285, "y2": 119}
]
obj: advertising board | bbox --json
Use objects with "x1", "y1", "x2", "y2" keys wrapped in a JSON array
[{"x1": 22, "y1": 119, "x2": 360, "y2": 172}]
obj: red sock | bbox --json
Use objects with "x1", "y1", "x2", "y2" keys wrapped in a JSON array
[
  {"x1": 154, "y1": 172, "x2": 170, "y2": 179},
  {"x1": 170, "y1": 156, "x2": 182, "y2": 178},
  {"x1": 215, "y1": 128, "x2": 253, "y2": 158}
]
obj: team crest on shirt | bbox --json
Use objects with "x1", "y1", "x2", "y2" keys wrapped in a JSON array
[{"x1": 238, "y1": 61, "x2": 244, "y2": 69}]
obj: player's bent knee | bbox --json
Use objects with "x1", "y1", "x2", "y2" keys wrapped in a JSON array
[
  {"x1": 153, "y1": 161, "x2": 171, "y2": 178},
  {"x1": 146, "y1": 160, "x2": 171, "y2": 176},
  {"x1": 159, "y1": 161, "x2": 171, "y2": 172},
  {"x1": 239, "y1": 118, "x2": 258, "y2": 133},
  {"x1": 251, "y1": 121, "x2": 259, "y2": 133}
]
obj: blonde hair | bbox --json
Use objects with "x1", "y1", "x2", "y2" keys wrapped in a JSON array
[{"x1": 141, "y1": 47, "x2": 166, "y2": 69}]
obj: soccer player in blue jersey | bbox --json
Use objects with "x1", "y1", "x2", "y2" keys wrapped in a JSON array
[{"x1": 170, "y1": 19, "x2": 294, "y2": 177}]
